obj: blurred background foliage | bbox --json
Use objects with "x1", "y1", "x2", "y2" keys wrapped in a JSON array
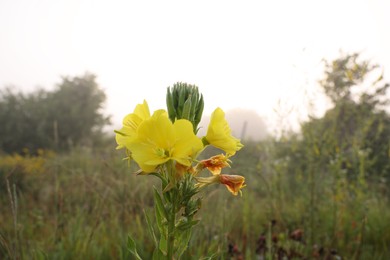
[
  {"x1": 0, "y1": 73, "x2": 111, "y2": 154},
  {"x1": 1, "y1": 52, "x2": 390, "y2": 259}
]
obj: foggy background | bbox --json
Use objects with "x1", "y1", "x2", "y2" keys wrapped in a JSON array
[{"x1": 1, "y1": 0, "x2": 389, "y2": 138}]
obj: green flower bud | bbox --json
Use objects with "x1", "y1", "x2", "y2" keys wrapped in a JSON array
[{"x1": 166, "y1": 82, "x2": 204, "y2": 133}]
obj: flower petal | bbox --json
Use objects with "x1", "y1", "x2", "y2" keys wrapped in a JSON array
[
  {"x1": 205, "y1": 108, "x2": 243, "y2": 155},
  {"x1": 219, "y1": 174, "x2": 246, "y2": 196}
]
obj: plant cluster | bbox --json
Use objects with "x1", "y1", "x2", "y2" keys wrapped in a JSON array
[{"x1": 115, "y1": 83, "x2": 245, "y2": 259}]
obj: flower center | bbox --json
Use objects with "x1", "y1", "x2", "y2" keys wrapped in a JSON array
[{"x1": 155, "y1": 147, "x2": 169, "y2": 158}]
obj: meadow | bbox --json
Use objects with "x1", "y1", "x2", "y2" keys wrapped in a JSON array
[{"x1": 1, "y1": 138, "x2": 389, "y2": 260}]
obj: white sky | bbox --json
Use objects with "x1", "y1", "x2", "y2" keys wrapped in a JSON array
[{"x1": 1, "y1": 0, "x2": 389, "y2": 134}]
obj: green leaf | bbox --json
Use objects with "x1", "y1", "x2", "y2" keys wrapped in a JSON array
[
  {"x1": 162, "y1": 181, "x2": 175, "y2": 193},
  {"x1": 200, "y1": 252, "x2": 220, "y2": 260},
  {"x1": 150, "y1": 173, "x2": 168, "y2": 187},
  {"x1": 114, "y1": 130, "x2": 125, "y2": 136},
  {"x1": 181, "y1": 96, "x2": 192, "y2": 120},
  {"x1": 154, "y1": 201, "x2": 165, "y2": 236},
  {"x1": 154, "y1": 187, "x2": 168, "y2": 242},
  {"x1": 176, "y1": 219, "x2": 200, "y2": 232},
  {"x1": 153, "y1": 187, "x2": 168, "y2": 221},
  {"x1": 194, "y1": 95, "x2": 204, "y2": 129},
  {"x1": 178, "y1": 86, "x2": 186, "y2": 116},
  {"x1": 144, "y1": 209, "x2": 158, "y2": 249},
  {"x1": 189, "y1": 91, "x2": 198, "y2": 121},
  {"x1": 152, "y1": 248, "x2": 166, "y2": 260},
  {"x1": 127, "y1": 235, "x2": 142, "y2": 260},
  {"x1": 175, "y1": 229, "x2": 192, "y2": 258},
  {"x1": 166, "y1": 88, "x2": 176, "y2": 122},
  {"x1": 158, "y1": 234, "x2": 168, "y2": 255}
]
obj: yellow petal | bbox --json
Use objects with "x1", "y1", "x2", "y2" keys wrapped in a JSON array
[
  {"x1": 115, "y1": 100, "x2": 151, "y2": 149},
  {"x1": 130, "y1": 111, "x2": 173, "y2": 172},
  {"x1": 205, "y1": 108, "x2": 243, "y2": 155},
  {"x1": 133, "y1": 100, "x2": 150, "y2": 119},
  {"x1": 172, "y1": 119, "x2": 204, "y2": 166},
  {"x1": 137, "y1": 110, "x2": 174, "y2": 147}
]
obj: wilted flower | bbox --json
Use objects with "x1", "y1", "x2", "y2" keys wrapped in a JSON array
[
  {"x1": 196, "y1": 154, "x2": 231, "y2": 175},
  {"x1": 196, "y1": 174, "x2": 246, "y2": 196},
  {"x1": 203, "y1": 108, "x2": 243, "y2": 156},
  {"x1": 219, "y1": 174, "x2": 246, "y2": 196}
]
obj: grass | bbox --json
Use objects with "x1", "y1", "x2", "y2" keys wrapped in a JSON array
[{"x1": 1, "y1": 141, "x2": 389, "y2": 259}]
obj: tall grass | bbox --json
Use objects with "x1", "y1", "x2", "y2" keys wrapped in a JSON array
[{"x1": 0, "y1": 141, "x2": 389, "y2": 259}]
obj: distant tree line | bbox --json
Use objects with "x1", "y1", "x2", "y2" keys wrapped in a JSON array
[
  {"x1": 272, "y1": 52, "x2": 390, "y2": 181},
  {"x1": 0, "y1": 73, "x2": 111, "y2": 154}
]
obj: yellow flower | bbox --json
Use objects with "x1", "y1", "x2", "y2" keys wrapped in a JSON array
[
  {"x1": 196, "y1": 154, "x2": 231, "y2": 175},
  {"x1": 195, "y1": 174, "x2": 246, "y2": 196},
  {"x1": 203, "y1": 108, "x2": 243, "y2": 156},
  {"x1": 115, "y1": 100, "x2": 150, "y2": 150},
  {"x1": 130, "y1": 110, "x2": 204, "y2": 173}
]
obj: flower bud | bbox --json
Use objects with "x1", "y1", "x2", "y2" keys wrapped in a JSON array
[{"x1": 166, "y1": 82, "x2": 204, "y2": 133}]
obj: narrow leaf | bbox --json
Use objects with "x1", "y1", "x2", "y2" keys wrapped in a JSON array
[
  {"x1": 176, "y1": 219, "x2": 200, "y2": 232},
  {"x1": 194, "y1": 95, "x2": 204, "y2": 126},
  {"x1": 153, "y1": 187, "x2": 168, "y2": 221},
  {"x1": 152, "y1": 248, "x2": 166, "y2": 260},
  {"x1": 181, "y1": 97, "x2": 192, "y2": 120},
  {"x1": 159, "y1": 233, "x2": 168, "y2": 255},
  {"x1": 127, "y1": 235, "x2": 143, "y2": 260},
  {"x1": 144, "y1": 209, "x2": 158, "y2": 249},
  {"x1": 175, "y1": 229, "x2": 192, "y2": 258},
  {"x1": 166, "y1": 88, "x2": 176, "y2": 122}
]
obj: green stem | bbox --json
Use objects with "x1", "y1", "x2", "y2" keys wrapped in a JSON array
[
  {"x1": 166, "y1": 161, "x2": 176, "y2": 259},
  {"x1": 167, "y1": 199, "x2": 176, "y2": 259}
]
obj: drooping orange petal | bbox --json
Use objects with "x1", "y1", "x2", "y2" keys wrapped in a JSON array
[
  {"x1": 199, "y1": 154, "x2": 231, "y2": 175},
  {"x1": 219, "y1": 174, "x2": 246, "y2": 196}
]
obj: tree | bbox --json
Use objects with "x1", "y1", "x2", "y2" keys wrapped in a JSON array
[
  {"x1": 299, "y1": 52, "x2": 390, "y2": 178},
  {"x1": 270, "y1": 52, "x2": 390, "y2": 183},
  {"x1": 46, "y1": 73, "x2": 110, "y2": 150},
  {"x1": 0, "y1": 73, "x2": 111, "y2": 153},
  {"x1": 0, "y1": 87, "x2": 51, "y2": 153}
]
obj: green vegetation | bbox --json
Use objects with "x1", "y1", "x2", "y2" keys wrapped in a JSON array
[
  {"x1": 1, "y1": 52, "x2": 390, "y2": 259},
  {"x1": 0, "y1": 73, "x2": 110, "y2": 154},
  {"x1": 1, "y1": 143, "x2": 389, "y2": 259}
]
